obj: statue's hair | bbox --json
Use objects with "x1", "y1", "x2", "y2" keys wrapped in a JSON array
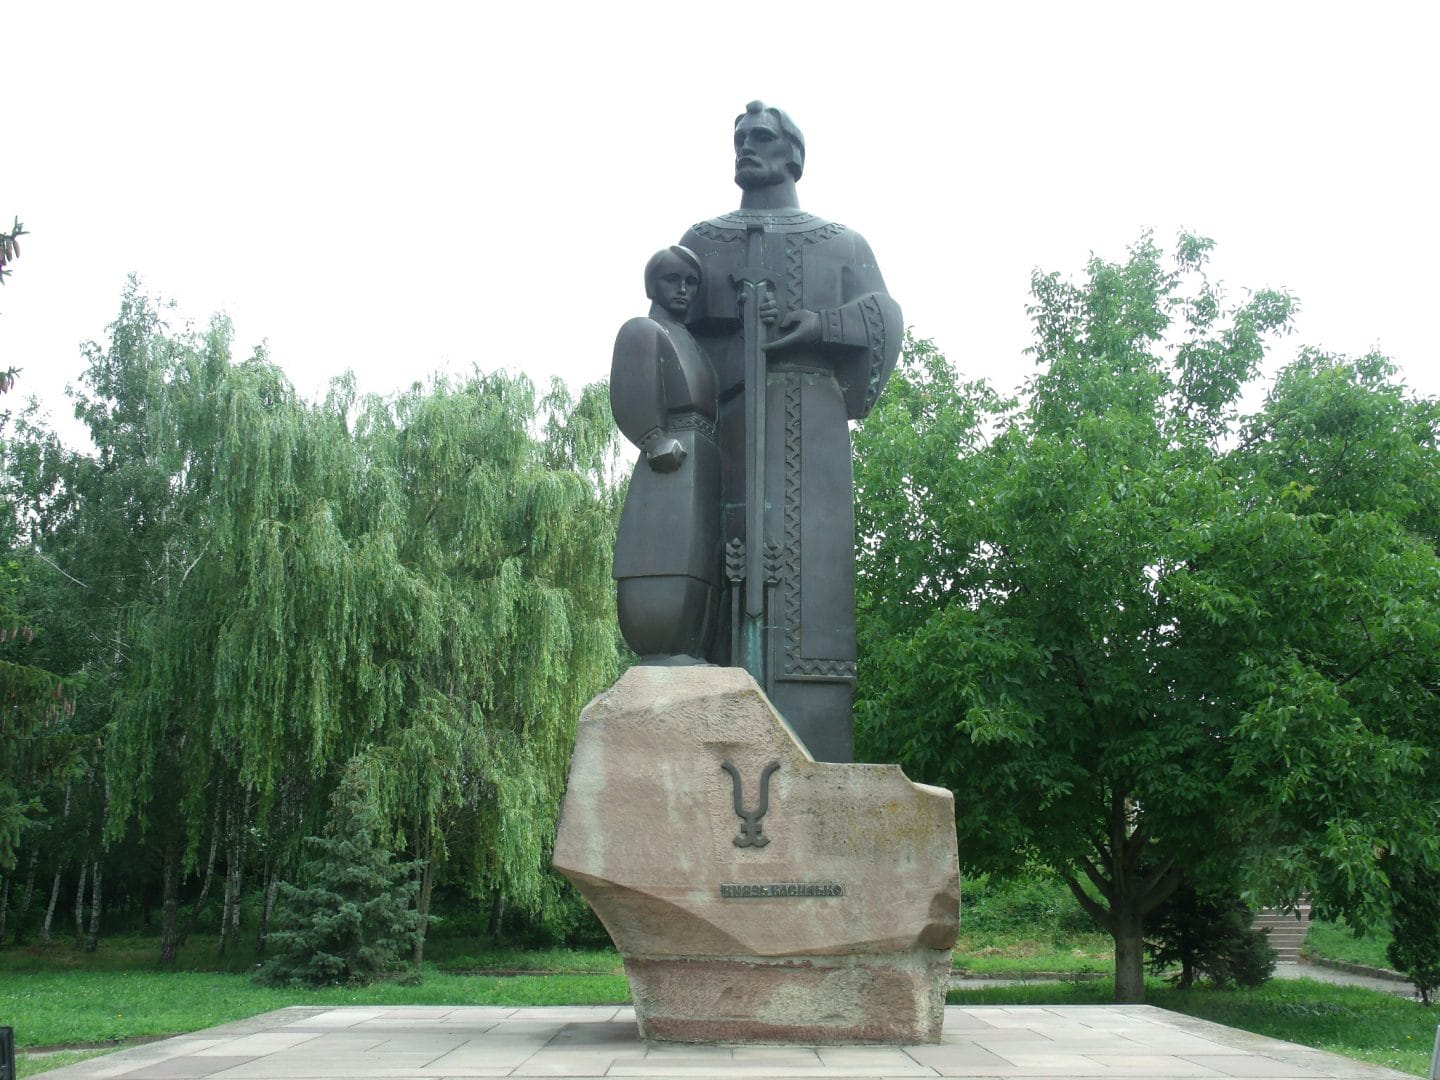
[
  {"x1": 644, "y1": 245, "x2": 702, "y2": 303},
  {"x1": 735, "y1": 100, "x2": 805, "y2": 181}
]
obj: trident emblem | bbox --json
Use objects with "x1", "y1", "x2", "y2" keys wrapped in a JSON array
[{"x1": 721, "y1": 759, "x2": 780, "y2": 848}]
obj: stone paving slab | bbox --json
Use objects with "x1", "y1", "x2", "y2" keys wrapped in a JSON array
[{"x1": 30, "y1": 1004, "x2": 1415, "y2": 1079}]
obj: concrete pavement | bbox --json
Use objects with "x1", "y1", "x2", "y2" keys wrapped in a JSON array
[{"x1": 32, "y1": 1003, "x2": 1416, "y2": 1079}]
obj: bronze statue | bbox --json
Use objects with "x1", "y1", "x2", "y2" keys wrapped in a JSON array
[{"x1": 612, "y1": 104, "x2": 902, "y2": 763}]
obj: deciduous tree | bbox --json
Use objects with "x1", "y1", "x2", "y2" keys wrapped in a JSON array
[{"x1": 853, "y1": 235, "x2": 1440, "y2": 1002}]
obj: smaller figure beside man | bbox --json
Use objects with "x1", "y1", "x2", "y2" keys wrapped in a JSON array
[{"x1": 610, "y1": 246, "x2": 721, "y2": 664}]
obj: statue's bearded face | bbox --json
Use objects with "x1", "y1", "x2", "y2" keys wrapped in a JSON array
[{"x1": 734, "y1": 113, "x2": 792, "y2": 191}]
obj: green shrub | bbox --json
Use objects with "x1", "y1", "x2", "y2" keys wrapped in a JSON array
[
  {"x1": 962, "y1": 869, "x2": 1095, "y2": 937},
  {"x1": 1386, "y1": 860, "x2": 1440, "y2": 1005}
]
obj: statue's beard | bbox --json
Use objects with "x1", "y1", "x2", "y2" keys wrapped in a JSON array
[{"x1": 735, "y1": 163, "x2": 788, "y2": 190}]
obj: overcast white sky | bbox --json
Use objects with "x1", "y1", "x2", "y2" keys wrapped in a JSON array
[{"x1": 6, "y1": 1, "x2": 1437, "y2": 444}]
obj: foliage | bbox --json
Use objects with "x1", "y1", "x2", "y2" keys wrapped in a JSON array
[
  {"x1": 1, "y1": 367, "x2": 84, "y2": 872},
  {"x1": 953, "y1": 871, "x2": 1112, "y2": 975},
  {"x1": 1385, "y1": 859, "x2": 1440, "y2": 1004},
  {"x1": 1146, "y1": 878, "x2": 1275, "y2": 988},
  {"x1": 0, "y1": 225, "x2": 59, "y2": 868},
  {"x1": 2, "y1": 216, "x2": 25, "y2": 394},
  {"x1": 0, "y1": 572, "x2": 79, "y2": 871},
  {"x1": 960, "y1": 870, "x2": 1095, "y2": 936},
  {"x1": 0, "y1": 274, "x2": 622, "y2": 959},
  {"x1": 853, "y1": 234, "x2": 1440, "y2": 1002},
  {"x1": 258, "y1": 766, "x2": 419, "y2": 987},
  {"x1": 0, "y1": 217, "x2": 22, "y2": 290}
]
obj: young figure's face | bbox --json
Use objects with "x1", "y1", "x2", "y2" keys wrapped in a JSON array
[{"x1": 653, "y1": 254, "x2": 700, "y2": 318}]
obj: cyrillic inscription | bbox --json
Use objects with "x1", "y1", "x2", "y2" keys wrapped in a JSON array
[{"x1": 720, "y1": 882, "x2": 844, "y2": 898}]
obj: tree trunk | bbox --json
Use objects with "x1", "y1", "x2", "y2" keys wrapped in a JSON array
[
  {"x1": 218, "y1": 851, "x2": 244, "y2": 956},
  {"x1": 1178, "y1": 958, "x2": 1196, "y2": 990},
  {"x1": 225, "y1": 853, "x2": 244, "y2": 946},
  {"x1": 258, "y1": 868, "x2": 278, "y2": 953},
  {"x1": 1112, "y1": 909, "x2": 1146, "y2": 1003},
  {"x1": 488, "y1": 887, "x2": 505, "y2": 943},
  {"x1": 41, "y1": 869, "x2": 62, "y2": 944},
  {"x1": 73, "y1": 862, "x2": 88, "y2": 948},
  {"x1": 253, "y1": 864, "x2": 275, "y2": 956},
  {"x1": 0, "y1": 876, "x2": 9, "y2": 944},
  {"x1": 85, "y1": 860, "x2": 103, "y2": 951},
  {"x1": 1060, "y1": 790, "x2": 1184, "y2": 1004},
  {"x1": 217, "y1": 791, "x2": 249, "y2": 957},
  {"x1": 12, "y1": 848, "x2": 39, "y2": 944},
  {"x1": 158, "y1": 838, "x2": 181, "y2": 965},
  {"x1": 44, "y1": 783, "x2": 71, "y2": 946},
  {"x1": 413, "y1": 853, "x2": 434, "y2": 971},
  {"x1": 217, "y1": 868, "x2": 233, "y2": 956},
  {"x1": 181, "y1": 803, "x2": 223, "y2": 951}
]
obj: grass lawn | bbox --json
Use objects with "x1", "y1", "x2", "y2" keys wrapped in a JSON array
[
  {"x1": 7, "y1": 877, "x2": 1433, "y2": 1080},
  {"x1": 952, "y1": 871, "x2": 1115, "y2": 975},
  {"x1": 1305, "y1": 917, "x2": 1398, "y2": 971},
  {"x1": 13, "y1": 964, "x2": 1434, "y2": 1080},
  {"x1": 2, "y1": 936, "x2": 629, "y2": 1077},
  {"x1": 952, "y1": 926, "x2": 1112, "y2": 975},
  {"x1": 3, "y1": 968, "x2": 631, "y2": 1048}
]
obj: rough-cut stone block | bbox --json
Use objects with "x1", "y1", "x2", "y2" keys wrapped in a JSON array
[{"x1": 553, "y1": 666, "x2": 959, "y2": 1043}]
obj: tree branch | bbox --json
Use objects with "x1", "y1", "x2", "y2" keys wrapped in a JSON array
[
  {"x1": 178, "y1": 543, "x2": 209, "y2": 589},
  {"x1": 1138, "y1": 856, "x2": 1183, "y2": 915},
  {"x1": 1079, "y1": 853, "x2": 1116, "y2": 904},
  {"x1": 27, "y1": 550, "x2": 90, "y2": 589},
  {"x1": 1063, "y1": 870, "x2": 1114, "y2": 933}
]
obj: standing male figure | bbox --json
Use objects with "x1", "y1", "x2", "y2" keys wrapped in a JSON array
[{"x1": 681, "y1": 101, "x2": 902, "y2": 762}]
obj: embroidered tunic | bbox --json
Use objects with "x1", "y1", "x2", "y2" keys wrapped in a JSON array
[{"x1": 680, "y1": 209, "x2": 902, "y2": 761}]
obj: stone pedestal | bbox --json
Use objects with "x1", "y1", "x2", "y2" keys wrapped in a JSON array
[{"x1": 552, "y1": 666, "x2": 960, "y2": 1044}]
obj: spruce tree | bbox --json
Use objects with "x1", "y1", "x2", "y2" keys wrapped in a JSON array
[{"x1": 259, "y1": 764, "x2": 419, "y2": 986}]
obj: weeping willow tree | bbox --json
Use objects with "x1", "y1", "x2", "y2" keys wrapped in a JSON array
[
  {"x1": 200, "y1": 368, "x2": 621, "y2": 962},
  {"x1": 94, "y1": 315, "x2": 622, "y2": 960},
  {"x1": 28, "y1": 276, "x2": 620, "y2": 961}
]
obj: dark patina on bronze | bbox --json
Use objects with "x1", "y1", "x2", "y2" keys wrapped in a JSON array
[{"x1": 611, "y1": 102, "x2": 901, "y2": 764}]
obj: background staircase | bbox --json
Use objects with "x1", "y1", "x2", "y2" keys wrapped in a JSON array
[{"x1": 1251, "y1": 901, "x2": 1312, "y2": 962}]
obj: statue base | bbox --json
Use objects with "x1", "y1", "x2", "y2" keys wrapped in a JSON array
[{"x1": 552, "y1": 666, "x2": 960, "y2": 1044}]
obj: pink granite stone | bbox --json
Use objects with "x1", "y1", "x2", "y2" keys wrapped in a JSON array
[{"x1": 552, "y1": 665, "x2": 960, "y2": 1043}]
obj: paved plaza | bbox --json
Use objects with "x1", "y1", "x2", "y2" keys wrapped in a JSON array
[{"x1": 34, "y1": 1004, "x2": 1415, "y2": 1079}]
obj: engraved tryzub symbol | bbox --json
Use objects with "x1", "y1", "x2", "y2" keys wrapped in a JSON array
[{"x1": 721, "y1": 759, "x2": 780, "y2": 848}]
